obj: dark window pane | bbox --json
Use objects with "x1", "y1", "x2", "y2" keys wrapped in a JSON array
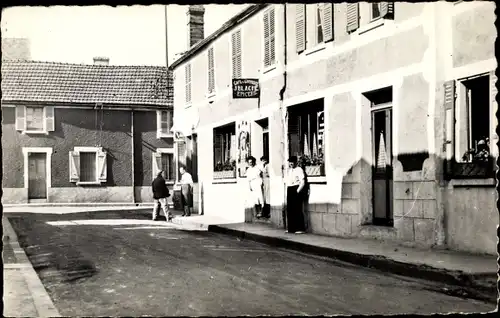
[{"x1": 80, "y1": 152, "x2": 96, "y2": 182}]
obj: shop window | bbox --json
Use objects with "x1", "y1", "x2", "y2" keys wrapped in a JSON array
[
  {"x1": 213, "y1": 123, "x2": 237, "y2": 179},
  {"x1": 288, "y1": 99, "x2": 325, "y2": 177}
]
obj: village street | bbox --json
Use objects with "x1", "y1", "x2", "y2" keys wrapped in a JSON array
[{"x1": 4, "y1": 208, "x2": 494, "y2": 317}]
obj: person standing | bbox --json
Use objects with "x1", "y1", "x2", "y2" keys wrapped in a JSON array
[
  {"x1": 286, "y1": 156, "x2": 306, "y2": 234},
  {"x1": 179, "y1": 167, "x2": 194, "y2": 217},
  {"x1": 152, "y1": 170, "x2": 171, "y2": 221},
  {"x1": 259, "y1": 156, "x2": 270, "y2": 218},
  {"x1": 246, "y1": 156, "x2": 265, "y2": 218}
]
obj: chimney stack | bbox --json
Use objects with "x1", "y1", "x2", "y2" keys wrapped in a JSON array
[
  {"x1": 186, "y1": 5, "x2": 205, "y2": 48},
  {"x1": 93, "y1": 56, "x2": 109, "y2": 65}
]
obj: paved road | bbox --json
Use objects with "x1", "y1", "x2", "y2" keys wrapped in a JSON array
[{"x1": 7, "y1": 209, "x2": 494, "y2": 316}]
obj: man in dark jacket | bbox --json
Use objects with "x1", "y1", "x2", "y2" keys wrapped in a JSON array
[{"x1": 152, "y1": 170, "x2": 171, "y2": 221}]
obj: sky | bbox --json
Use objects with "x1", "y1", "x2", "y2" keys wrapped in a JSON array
[{"x1": 1, "y1": 4, "x2": 250, "y2": 66}]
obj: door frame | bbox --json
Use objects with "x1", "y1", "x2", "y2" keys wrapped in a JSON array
[
  {"x1": 22, "y1": 147, "x2": 53, "y2": 199},
  {"x1": 370, "y1": 103, "x2": 393, "y2": 226}
]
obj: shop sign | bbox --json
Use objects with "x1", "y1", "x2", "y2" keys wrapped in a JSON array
[{"x1": 232, "y1": 79, "x2": 260, "y2": 99}]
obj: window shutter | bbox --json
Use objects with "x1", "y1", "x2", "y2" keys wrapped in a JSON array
[
  {"x1": 208, "y1": 47, "x2": 215, "y2": 93},
  {"x1": 45, "y1": 106, "x2": 55, "y2": 132},
  {"x1": 444, "y1": 80, "x2": 456, "y2": 178},
  {"x1": 380, "y1": 2, "x2": 395, "y2": 20},
  {"x1": 232, "y1": 30, "x2": 242, "y2": 79},
  {"x1": 346, "y1": 3, "x2": 359, "y2": 33},
  {"x1": 490, "y1": 71, "x2": 498, "y2": 157},
  {"x1": 15, "y1": 105, "x2": 26, "y2": 131},
  {"x1": 185, "y1": 64, "x2": 191, "y2": 104},
  {"x1": 168, "y1": 110, "x2": 173, "y2": 133},
  {"x1": 269, "y1": 7, "x2": 275, "y2": 65},
  {"x1": 69, "y1": 151, "x2": 80, "y2": 182},
  {"x1": 97, "y1": 150, "x2": 107, "y2": 183},
  {"x1": 323, "y1": 3, "x2": 334, "y2": 43},
  {"x1": 152, "y1": 151, "x2": 162, "y2": 181},
  {"x1": 296, "y1": 4, "x2": 306, "y2": 53},
  {"x1": 263, "y1": 10, "x2": 270, "y2": 67}
]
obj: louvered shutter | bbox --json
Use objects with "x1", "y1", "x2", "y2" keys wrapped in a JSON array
[
  {"x1": 232, "y1": 30, "x2": 242, "y2": 78},
  {"x1": 185, "y1": 64, "x2": 191, "y2": 104},
  {"x1": 346, "y1": 3, "x2": 359, "y2": 33},
  {"x1": 490, "y1": 71, "x2": 498, "y2": 158},
  {"x1": 323, "y1": 3, "x2": 334, "y2": 43},
  {"x1": 69, "y1": 151, "x2": 80, "y2": 182},
  {"x1": 152, "y1": 151, "x2": 162, "y2": 181},
  {"x1": 380, "y1": 2, "x2": 395, "y2": 20},
  {"x1": 263, "y1": 10, "x2": 270, "y2": 67},
  {"x1": 269, "y1": 7, "x2": 275, "y2": 65},
  {"x1": 214, "y1": 133, "x2": 223, "y2": 168},
  {"x1": 296, "y1": 4, "x2": 306, "y2": 53},
  {"x1": 444, "y1": 80, "x2": 456, "y2": 178},
  {"x1": 288, "y1": 114, "x2": 301, "y2": 157},
  {"x1": 208, "y1": 47, "x2": 215, "y2": 94},
  {"x1": 15, "y1": 105, "x2": 26, "y2": 131},
  {"x1": 45, "y1": 106, "x2": 55, "y2": 132},
  {"x1": 97, "y1": 150, "x2": 107, "y2": 183}
]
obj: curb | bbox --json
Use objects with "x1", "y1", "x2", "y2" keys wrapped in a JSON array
[
  {"x1": 208, "y1": 225, "x2": 498, "y2": 304},
  {"x1": 3, "y1": 217, "x2": 62, "y2": 317},
  {"x1": 171, "y1": 217, "x2": 209, "y2": 230}
]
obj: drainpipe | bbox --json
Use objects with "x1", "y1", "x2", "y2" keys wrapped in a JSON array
[
  {"x1": 279, "y1": 4, "x2": 288, "y2": 229},
  {"x1": 131, "y1": 110, "x2": 136, "y2": 204}
]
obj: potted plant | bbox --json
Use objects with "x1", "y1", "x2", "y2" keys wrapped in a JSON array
[
  {"x1": 214, "y1": 159, "x2": 236, "y2": 179},
  {"x1": 456, "y1": 137, "x2": 493, "y2": 178},
  {"x1": 299, "y1": 153, "x2": 325, "y2": 176}
]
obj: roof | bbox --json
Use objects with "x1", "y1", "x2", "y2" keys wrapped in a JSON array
[
  {"x1": 169, "y1": 4, "x2": 268, "y2": 70},
  {"x1": 1, "y1": 60, "x2": 173, "y2": 107}
]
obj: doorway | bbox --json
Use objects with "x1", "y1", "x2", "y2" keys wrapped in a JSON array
[{"x1": 28, "y1": 152, "x2": 47, "y2": 200}]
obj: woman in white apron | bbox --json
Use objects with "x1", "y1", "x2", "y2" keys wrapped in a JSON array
[{"x1": 246, "y1": 156, "x2": 265, "y2": 218}]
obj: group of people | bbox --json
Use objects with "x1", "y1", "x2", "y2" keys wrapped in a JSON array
[
  {"x1": 152, "y1": 155, "x2": 309, "y2": 235},
  {"x1": 151, "y1": 166, "x2": 194, "y2": 221}
]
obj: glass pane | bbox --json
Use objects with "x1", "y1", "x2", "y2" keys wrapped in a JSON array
[
  {"x1": 317, "y1": 6, "x2": 323, "y2": 44},
  {"x1": 161, "y1": 111, "x2": 171, "y2": 131},
  {"x1": 26, "y1": 107, "x2": 44, "y2": 131},
  {"x1": 161, "y1": 153, "x2": 174, "y2": 181},
  {"x1": 80, "y1": 152, "x2": 97, "y2": 182},
  {"x1": 372, "y1": 3, "x2": 381, "y2": 19}
]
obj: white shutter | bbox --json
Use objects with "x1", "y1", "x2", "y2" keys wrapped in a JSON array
[
  {"x1": 232, "y1": 30, "x2": 242, "y2": 79},
  {"x1": 97, "y1": 150, "x2": 107, "y2": 182},
  {"x1": 269, "y1": 7, "x2": 275, "y2": 65},
  {"x1": 152, "y1": 151, "x2": 162, "y2": 181},
  {"x1": 323, "y1": 3, "x2": 334, "y2": 43},
  {"x1": 263, "y1": 10, "x2": 270, "y2": 67},
  {"x1": 208, "y1": 47, "x2": 215, "y2": 93},
  {"x1": 380, "y1": 2, "x2": 395, "y2": 20},
  {"x1": 69, "y1": 151, "x2": 80, "y2": 182},
  {"x1": 296, "y1": 4, "x2": 306, "y2": 53},
  {"x1": 185, "y1": 64, "x2": 192, "y2": 104},
  {"x1": 45, "y1": 106, "x2": 55, "y2": 132},
  {"x1": 444, "y1": 80, "x2": 456, "y2": 177},
  {"x1": 15, "y1": 105, "x2": 26, "y2": 131},
  {"x1": 346, "y1": 3, "x2": 359, "y2": 33}
]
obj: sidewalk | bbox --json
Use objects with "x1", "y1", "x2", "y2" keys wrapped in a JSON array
[
  {"x1": 3, "y1": 216, "x2": 61, "y2": 317},
  {"x1": 205, "y1": 222, "x2": 497, "y2": 303}
]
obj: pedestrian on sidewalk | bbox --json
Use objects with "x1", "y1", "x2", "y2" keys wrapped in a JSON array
[
  {"x1": 246, "y1": 156, "x2": 265, "y2": 218},
  {"x1": 179, "y1": 166, "x2": 194, "y2": 217},
  {"x1": 260, "y1": 156, "x2": 271, "y2": 218},
  {"x1": 285, "y1": 156, "x2": 306, "y2": 234},
  {"x1": 152, "y1": 170, "x2": 171, "y2": 221}
]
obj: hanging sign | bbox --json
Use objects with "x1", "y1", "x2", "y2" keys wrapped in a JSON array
[{"x1": 232, "y1": 79, "x2": 260, "y2": 99}]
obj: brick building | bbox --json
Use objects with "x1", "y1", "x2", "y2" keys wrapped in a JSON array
[
  {"x1": 171, "y1": 2, "x2": 497, "y2": 255},
  {"x1": 1, "y1": 59, "x2": 175, "y2": 204}
]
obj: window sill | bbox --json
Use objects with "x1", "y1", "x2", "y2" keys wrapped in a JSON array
[
  {"x1": 22, "y1": 130, "x2": 48, "y2": 135},
  {"x1": 157, "y1": 133, "x2": 174, "y2": 139},
  {"x1": 212, "y1": 178, "x2": 238, "y2": 184},
  {"x1": 206, "y1": 92, "x2": 216, "y2": 101},
  {"x1": 308, "y1": 176, "x2": 327, "y2": 184},
  {"x1": 450, "y1": 178, "x2": 496, "y2": 188},
  {"x1": 185, "y1": 103, "x2": 192, "y2": 109},
  {"x1": 262, "y1": 64, "x2": 277, "y2": 75},
  {"x1": 358, "y1": 18, "x2": 386, "y2": 35},
  {"x1": 76, "y1": 181, "x2": 103, "y2": 186},
  {"x1": 304, "y1": 43, "x2": 326, "y2": 57}
]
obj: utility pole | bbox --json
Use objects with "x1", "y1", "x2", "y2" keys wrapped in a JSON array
[{"x1": 165, "y1": 5, "x2": 169, "y2": 68}]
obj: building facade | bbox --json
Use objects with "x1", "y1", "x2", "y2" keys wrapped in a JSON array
[
  {"x1": 170, "y1": 2, "x2": 497, "y2": 255},
  {"x1": 1, "y1": 60, "x2": 176, "y2": 205}
]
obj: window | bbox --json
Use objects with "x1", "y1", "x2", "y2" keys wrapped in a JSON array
[
  {"x1": 69, "y1": 147, "x2": 107, "y2": 184},
  {"x1": 185, "y1": 63, "x2": 192, "y2": 105},
  {"x1": 152, "y1": 148, "x2": 176, "y2": 182},
  {"x1": 231, "y1": 30, "x2": 242, "y2": 79},
  {"x1": 213, "y1": 123, "x2": 237, "y2": 179},
  {"x1": 157, "y1": 110, "x2": 173, "y2": 138},
  {"x1": 371, "y1": 2, "x2": 394, "y2": 22},
  {"x1": 288, "y1": 99, "x2": 325, "y2": 177},
  {"x1": 80, "y1": 152, "x2": 97, "y2": 182},
  {"x1": 316, "y1": 4, "x2": 324, "y2": 45},
  {"x1": 207, "y1": 47, "x2": 215, "y2": 95},
  {"x1": 371, "y1": 3, "x2": 381, "y2": 20},
  {"x1": 15, "y1": 105, "x2": 55, "y2": 134},
  {"x1": 444, "y1": 71, "x2": 496, "y2": 179},
  {"x1": 263, "y1": 7, "x2": 276, "y2": 68}
]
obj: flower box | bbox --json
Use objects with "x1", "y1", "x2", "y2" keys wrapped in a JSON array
[
  {"x1": 305, "y1": 165, "x2": 324, "y2": 176},
  {"x1": 452, "y1": 160, "x2": 494, "y2": 179},
  {"x1": 214, "y1": 170, "x2": 236, "y2": 179}
]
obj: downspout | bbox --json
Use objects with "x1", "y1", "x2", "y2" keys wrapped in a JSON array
[
  {"x1": 131, "y1": 110, "x2": 136, "y2": 204},
  {"x1": 279, "y1": 4, "x2": 288, "y2": 229}
]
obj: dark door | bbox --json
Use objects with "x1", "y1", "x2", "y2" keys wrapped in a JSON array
[
  {"x1": 28, "y1": 153, "x2": 47, "y2": 199},
  {"x1": 372, "y1": 108, "x2": 393, "y2": 226}
]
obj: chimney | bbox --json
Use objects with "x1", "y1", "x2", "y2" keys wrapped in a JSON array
[
  {"x1": 186, "y1": 5, "x2": 205, "y2": 48},
  {"x1": 93, "y1": 56, "x2": 109, "y2": 65}
]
